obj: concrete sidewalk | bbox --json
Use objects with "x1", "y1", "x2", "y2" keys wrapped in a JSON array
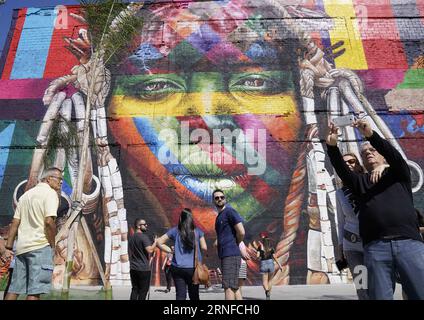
[
  {"x1": 116, "y1": 283, "x2": 404, "y2": 300},
  {"x1": 1, "y1": 283, "x2": 404, "y2": 300}
]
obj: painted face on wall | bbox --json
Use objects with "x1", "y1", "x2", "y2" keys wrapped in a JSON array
[{"x1": 108, "y1": 2, "x2": 304, "y2": 235}]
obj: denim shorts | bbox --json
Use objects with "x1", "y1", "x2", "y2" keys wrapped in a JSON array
[
  {"x1": 8, "y1": 245, "x2": 54, "y2": 295},
  {"x1": 260, "y1": 259, "x2": 275, "y2": 274}
]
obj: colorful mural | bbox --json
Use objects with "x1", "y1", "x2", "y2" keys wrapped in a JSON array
[{"x1": 0, "y1": 0, "x2": 424, "y2": 288}]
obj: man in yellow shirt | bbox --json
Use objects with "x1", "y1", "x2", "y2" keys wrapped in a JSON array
[{"x1": 2, "y1": 167, "x2": 62, "y2": 300}]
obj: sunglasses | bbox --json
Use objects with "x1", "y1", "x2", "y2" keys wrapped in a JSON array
[
  {"x1": 214, "y1": 196, "x2": 225, "y2": 200},
  {"x1": 344, "y1": 159, "x2": 357, "y2": 165}
]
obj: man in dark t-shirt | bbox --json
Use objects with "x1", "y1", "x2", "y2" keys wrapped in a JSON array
[
  {"x1": 128, "y1": 218, "x2": 157, "y2": 300},
  {"x1": 213, "y1": 189, "x2": 250, "y2": 300},
  {"x1": 326, "y1": 119, "x2": 424, "y2": 300}
]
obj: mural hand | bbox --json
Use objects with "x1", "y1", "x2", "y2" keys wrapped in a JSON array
[
  {"x1": 64, "y1": 28, "x2": 91, "y2": 64},
  {"x1": 63, "y1": 26, "x2": 111, "y2": 109},
  {"x1": 326, "y1": 123, "x2": 339, "y2": 146}
]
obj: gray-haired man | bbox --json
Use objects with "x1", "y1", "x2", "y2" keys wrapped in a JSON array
[
  {"x1": 2, "y1": 167, "x2": 62, "y2": 300},
  {"x1": 326, "y1": 119, "x2": 424, "y2": 300}
]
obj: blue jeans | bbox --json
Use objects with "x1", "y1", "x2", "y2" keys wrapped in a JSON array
[{"x1": 364, "y1": 239, "x2": 424, "y2": 300}]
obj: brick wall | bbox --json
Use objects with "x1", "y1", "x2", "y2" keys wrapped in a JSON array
[{"x1": 0, "y1": 0, "x2": 423, "y2": 287}]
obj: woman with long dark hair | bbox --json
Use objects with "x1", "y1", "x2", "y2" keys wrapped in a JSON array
[
  {"x1": 157, "y1": 208, "x2": 208, "y2": 300},
  {"x1": 253, "y1": 232, "x2": 282, "y2": 300}
]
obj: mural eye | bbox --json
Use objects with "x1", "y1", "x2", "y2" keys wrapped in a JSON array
[
  {"x1": 229, "y1": 74, "x2": 282, "y2": 95},
  {"x1": 138, "y1": 79, "x2": 185, "y2": 100},
  {"x1": 144, "y1": 82, "x2": 170, "y2": 91},
  {"x1": 238, "y1": 77, "x2": 266, "y2": 88},
  {"x1": 119, "y1": 77, "x2": 186, "y2": 101}
]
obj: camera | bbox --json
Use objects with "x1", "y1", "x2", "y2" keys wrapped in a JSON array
[{"x1": 332, "y1": 115, "x2": 355, "y2": 127}]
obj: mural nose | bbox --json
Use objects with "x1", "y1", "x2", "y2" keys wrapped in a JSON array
[{"x1": 181, "y1": 91, "x2": 239, "y2": 117}]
